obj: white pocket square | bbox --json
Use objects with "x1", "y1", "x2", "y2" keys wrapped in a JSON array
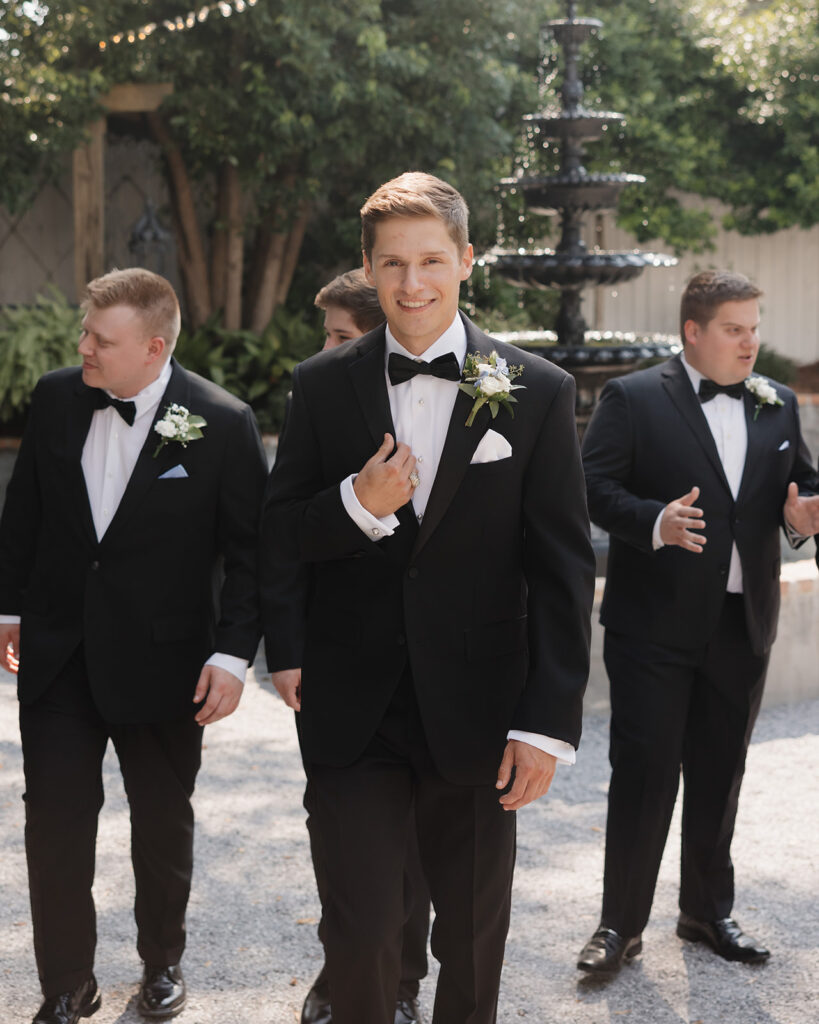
[
  {"x1": 159, "y1": 464, "x2": 189, "y2": 479},
  {"x1": 778, "y1": 440, "x2": 790, "y2": 451},
  {"x1": 470, "y1": 428, "x2": 512, "y2": 464}
]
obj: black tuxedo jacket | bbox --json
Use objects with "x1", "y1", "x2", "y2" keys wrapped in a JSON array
[
  {"x1": 0, "y1": 360, "x2": 268, "y2": 722},
  {"x1": 581, "y1": 354, "x2": 817, "y2": 656},
  {"x1": 260, "y1": 314, "x2": 595, "y2": 786}
]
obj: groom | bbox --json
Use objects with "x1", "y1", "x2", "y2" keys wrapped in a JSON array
[
  {"x1": 261, "y1": 171, "x2": 595, "y2": 1023},
  {"x1": 0, "y1": 268, "x2": 267, "y2": 1023},
  {"x1": 577, "y1": 270, "x2": 819, "y2": 975}
]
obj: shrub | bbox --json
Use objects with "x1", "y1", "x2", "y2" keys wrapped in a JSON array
[{"x1": 0, "y1": 288, "x2": 81, "y2": 430}]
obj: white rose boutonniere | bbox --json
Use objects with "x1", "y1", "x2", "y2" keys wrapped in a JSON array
[
  {"x1": 153, "y1": 403, "x2": 207, "y2": 457},
  {"x1": 745, "y1": 376, "x2": 784, "y2": 421},
  {"x1": 459, "y1": 351, "x2": 525, "y2": 427}
]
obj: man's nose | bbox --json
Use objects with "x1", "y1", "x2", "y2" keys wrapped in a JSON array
[{"x1": 401, "y1": 265, "x2": 422, "y2": 293}]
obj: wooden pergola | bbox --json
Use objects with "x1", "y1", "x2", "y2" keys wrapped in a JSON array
[{"x1": 72, "y1": 82, "x2": 173, "y2": 298}]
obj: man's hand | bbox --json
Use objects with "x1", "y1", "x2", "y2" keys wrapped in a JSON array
[
  {"x1": 496, "y1": 740, "x2": 557, "y2": 811},
  {"x1": 353, "y1": 433, "x2": 417, "y2": 518},
  {"x1": 193, "y1": 665, "x2": 244, "y2": 725},
  {"x1": 660, "y1": 486, "x2": 706, "y2": 552},
  {"x1": 272, "y1": 668, "x2": 302, "y2": 711},
  {"x1": 0, "y1": 624, "x2": 20, "y2": 674},
  {"x1": 784, "y1": 482, "x2": 819, "y2": 536}
]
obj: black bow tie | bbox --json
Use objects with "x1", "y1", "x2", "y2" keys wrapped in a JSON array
[
  {"x1": 388, "y1": 351, "x2": 461, "y2": 386},
  {"x1": 698, "y1": 378, "x2": 745, "y2": 404},
  {"x1": 90, "y1": 389, "x2": 137, "y2": 425}
]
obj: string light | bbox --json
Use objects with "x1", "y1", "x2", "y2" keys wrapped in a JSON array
[{"x1": 98, "y1": 0, "x2": 257, "y2": 50}]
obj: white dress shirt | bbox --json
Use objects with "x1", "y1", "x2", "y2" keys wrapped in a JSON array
[
  {"x1": 340, "y1": 314, "x2": 576, "y2": 765},
  {"x1": 650, "y1": 353, "x2": 747, "y2": 592},
  {"x1": 1, "y1": 361, "x2": 246, "y2": 685}
]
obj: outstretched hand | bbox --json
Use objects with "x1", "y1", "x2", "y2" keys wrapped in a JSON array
[
  {"x1": 0, "y1": 623, "x2": 20, "y2": 674},
  {"x1": 783, "y1": 482, "x2": 819, "y2": 536},
  {"x1": 193, "y1": 665, "x2": 244, "y2": 725},
  {"x1": 353, "y1": 433, "x2": 417, "y2": 518},
  {"x1": 660, "y1": 486, "x2": 706, "y2": 552},
  {"x1": 496, "y1": 740, "x2": 557, "y2": 811}
]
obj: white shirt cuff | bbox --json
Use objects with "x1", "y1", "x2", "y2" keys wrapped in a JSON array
[
  {"x1": 206, "y1": 653, "x2": 248, "y2": 685},
  {"x1": 340, "y1": 474, "x2": 399, "y2": 541},
  {"x1": 507, "y1": 729, "x2": 576, "y2": 766},
  {"x1": 652, "y1": 507, "x2": 666, "y2": 550},
  {"x1": 0, "y1": 615, "x2": 21, "y2": 624}
]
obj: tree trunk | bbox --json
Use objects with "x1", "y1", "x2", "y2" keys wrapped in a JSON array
[
  {"x1": 275, "y1": 203, "x2": 311, "y2": 307},
  {"x1": 210, "y1": 165, "x2": 229, "y2": 314},
  {"x1": 147, "y1": 111, "x2": 212, "y2": 327},
  {"x1": 249, "y1": 216, "x2": 288, "y2": 334},
  {"x1": 222, "y1": 163, "x2": 244, "y2": 331}
]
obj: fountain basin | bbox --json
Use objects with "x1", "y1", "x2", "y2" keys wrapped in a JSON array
[
  {"x1": 500, "y1": 172, "x2": 645, "y2": 213},
  {"x1": 491, "y1": 329, "x2": 681, "y2": 368},
  {"x1": 524, "y1": 109, "x2": 623, "y2": 141},
  {"x1": 482, "y1": 249, "x2": 677, "y2": 290}
]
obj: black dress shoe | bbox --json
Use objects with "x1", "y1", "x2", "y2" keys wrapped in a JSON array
[
  {"x1": 137, "y1": 964, "x2": 186, "y2": 1019},
  {"x1": 33, "y1": 976, "x2": 101, "y2": 1024},
  {"x1": 395, "y1": 995, "x2": 424, "y2": 1024},
  {"x1": 577, "y1": 926, "x2": 643, "y2": 974},
  {"x1": 301, "y1": 976, "x2": 332, "y2": 1024},
  {"x1": 676, "y1": 913, "x2": 770, "y2": 963}
]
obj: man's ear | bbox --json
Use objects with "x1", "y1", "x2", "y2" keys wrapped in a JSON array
[
  {"x1": 682, "y1": 318, "x2": 699, "y2": 347},
  {"x1": 460, "y1": 243, "x2": 474, "y2": 282},
  {"x1": 146, "y1": 335, "x2": 167, "y2": 364},
  {"x1": 363, "y1": 252, "x2": 375, "y2": 286}
]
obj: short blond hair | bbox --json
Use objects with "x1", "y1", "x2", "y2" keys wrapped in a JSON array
[
  {"x1": 314, "y1": 268, "x2": 384, "y2": 334},
  {"x1": 361, "y1": 172, "x2": 469, "y2": 260},
  {"x1": 83, "y1": 268, "x2": 181, "y2": 351}
]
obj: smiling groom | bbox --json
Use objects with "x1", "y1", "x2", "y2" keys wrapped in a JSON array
[
  {"x1": 0, "y1": 269, "x2": 267, "y2": 1024},
  {"x1": 261, "y1": 172, "x2": 595, "y2": 1023}
]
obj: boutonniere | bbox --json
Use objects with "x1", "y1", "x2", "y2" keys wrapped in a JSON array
[
  {"x1": 153, "y1": 403, "x2": 207, "y2": 457},
  {"x1": 459, "y1": 351, "x2": 525, "y2": 428},
  {"x1": 745, "y1": 376, "x2": 784, "y2": 421}
]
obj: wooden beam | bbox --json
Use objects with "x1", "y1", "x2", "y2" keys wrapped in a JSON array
[
  {"x1": 102, "y1": 83, "x2": 173, "y2": 113},
  {"x1": 72, "y1": 118, "x2": 106, "y2": 299}
]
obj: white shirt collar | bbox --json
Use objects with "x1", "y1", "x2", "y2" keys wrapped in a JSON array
[
  {"x1": 105, "y1": 358, "x2": 173, "y2": 422},
  {"x1": 680, "y1": 349, "x2": 705, "y2": 394},
  {"x1": 384, "y1": 313, "x2": 467, "y2": 368}
]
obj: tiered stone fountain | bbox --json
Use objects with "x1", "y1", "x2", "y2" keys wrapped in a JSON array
[{"x1": 482, "y1": 0, "x2": 679, "y2": 429}]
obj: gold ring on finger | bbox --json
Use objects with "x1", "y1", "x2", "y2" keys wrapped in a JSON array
[{"x1": 409, "y1": 471, "x2": 420, "y2": 488}]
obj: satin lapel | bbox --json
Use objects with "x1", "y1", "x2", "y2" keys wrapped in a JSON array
[
  {"x1": 660, "y1": 357, "x2": 732, "y2": 497},
  {"x1": 101, "y1": 361, "x2": 191, "y2": 543},
  {"x1": 736, "y1": 387, "x2": 772, "y2": 501},
  {"x1": 67, "y1": 378, "x2": 100, "y2": 545},
  {"x1": 411, "y1": 331, "x2": 491, "y2": 558},
  {"x1": 347, "y1": 329, "x2": 396, "y2": 449}
]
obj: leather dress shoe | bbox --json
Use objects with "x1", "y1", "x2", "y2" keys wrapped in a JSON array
[
  {"x1": 676, "y1": 912, "x2": 770, "y2": 963},
  {"x1": 577, "y1": 926, "x2": 642, "y2": 974},
  {"x1": 395, "y1": 995, "x2": 424, "y2": 1024},
  {"x1": 301, "y1": 975, "x2": 332, "y2": 1024},
  {"x1": 32, "y1": 976, "x2": 101, "y2": 1024},
  {"x1": 137, "y1": 964, "x2": 186, "y2": 1019}
]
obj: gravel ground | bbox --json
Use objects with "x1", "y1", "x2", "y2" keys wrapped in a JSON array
[{"x1": 1, "y1": 659, "x2": 817, "y2": 1024}]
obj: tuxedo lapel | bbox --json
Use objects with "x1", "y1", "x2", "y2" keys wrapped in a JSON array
[
  {"x1": 101, "y1": 361, "x2": 191, "y2": 542},
  {"x1": 660, "y1": 357, "x2": 732, "y2": 497},
  {"x1": 348, "y1": 329, "x2": 396, "y2": 449},
  {"x1": 412, "y1": 325, "x2": 491, "y2": 558},
  {"x1": 67, "y1": 377, "x2": 100, "y2": 545},
  {"x1": 736, "y1": 386, "x2": 776, "y2": 501}
]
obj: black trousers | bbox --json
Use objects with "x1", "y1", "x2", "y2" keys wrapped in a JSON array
[
  {"x1": 18, "y1": 648, "x2": 203, "y2": 997},
  {"x1": 306, "y1": 672, "x2": 516, "y2": 1024},
  {"x1": 600, "y1": 594, "x2": 769, "y2": 938},
  {"x1": 305, "y1": 776, "x2": 431, "y2": 1001}
]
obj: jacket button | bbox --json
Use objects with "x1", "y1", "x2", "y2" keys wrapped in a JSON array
[
  {"x1": 90, "y1": 560, "x2": 100, "y2": 571},
  {"x1": 408, "y1": 567, "x2": 419, "y2": 579},
  {"x1": 718, "y1": 564, "x2": 728, "y2": 575},
  {"x1": 397, "y1": 634, "x2": 406, "y2": 646}
]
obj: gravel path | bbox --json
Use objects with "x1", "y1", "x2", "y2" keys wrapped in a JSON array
[{"x1": 1, "y1": 660, "x2": 817, "y2": 1024}]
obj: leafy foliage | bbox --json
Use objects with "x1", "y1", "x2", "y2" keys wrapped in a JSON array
[
  {"x1": 0, "y1": 288, "x2": 81, "y2": 428},
  {"x1": 175, "y1": 306, "x2": 322, "y2": 432}
]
